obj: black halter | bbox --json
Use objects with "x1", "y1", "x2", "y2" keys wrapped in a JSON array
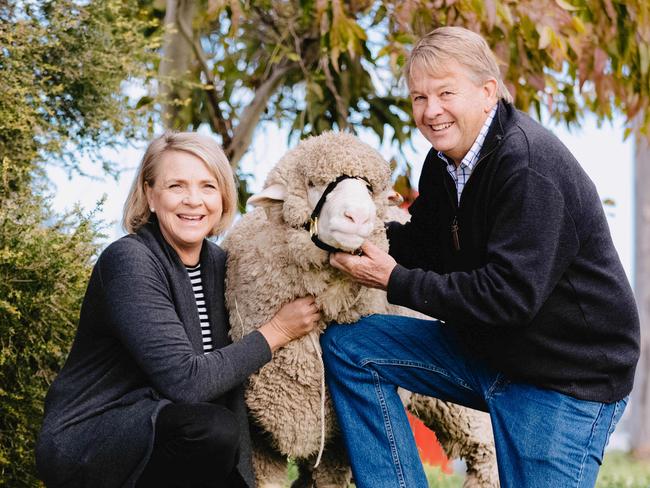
[{"x1": 302, "y1": 174, "x2": 373, "y2": 254}]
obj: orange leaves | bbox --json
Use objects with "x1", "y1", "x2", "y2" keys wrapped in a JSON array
[{"x1": 163, "y1": 0, "x2": 650, "y2": 154}]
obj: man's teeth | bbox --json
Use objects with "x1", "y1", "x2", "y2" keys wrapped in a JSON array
[{"x1": 432, "y1": 122, "x2": 453, "y2": 131}]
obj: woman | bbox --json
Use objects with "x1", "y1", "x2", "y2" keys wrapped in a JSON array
[{"x1": 36, "y1": 132, "x2": 320, "y2": 487}]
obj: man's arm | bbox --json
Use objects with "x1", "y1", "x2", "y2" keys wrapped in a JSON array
[{"x1": 333, "y1": 167, "x2": 580, "y2": 328}]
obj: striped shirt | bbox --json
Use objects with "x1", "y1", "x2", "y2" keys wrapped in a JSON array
[
  {"x1": 439, "y1": 104, "x2": 497, "y2": 204},
  {"x1": 186, "y1": 263, "x2": 213, "y2": 353}
]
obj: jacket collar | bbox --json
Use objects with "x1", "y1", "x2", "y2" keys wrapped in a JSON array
[
  {"x1": 476, "y1": 99, "x2": 510, "y2": 160},
  {"x1": 432, "y1": 99, "x2": 511, "y2": 170},
  {"x1": 134, "y1": 219, "x2": 229, "y2": 352}
]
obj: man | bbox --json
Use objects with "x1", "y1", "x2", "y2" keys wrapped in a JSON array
[{"x1": 321, "y1": 26, "x2": 639, "y2": 488}]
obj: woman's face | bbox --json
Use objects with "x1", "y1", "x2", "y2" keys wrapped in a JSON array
[{"x1": 145, "y1": 150, "x2": 223, "y2": 265}]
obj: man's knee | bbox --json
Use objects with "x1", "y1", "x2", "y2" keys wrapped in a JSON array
[
  {"x1": 321, "y1": 321, "x2": 364, "y2": 363},
  {"x1": 321, "y1": 323, "x2": 345, "y2": 355},
  {"x1": 321, "y1": 315, "x2": 385, "y2": 366}
]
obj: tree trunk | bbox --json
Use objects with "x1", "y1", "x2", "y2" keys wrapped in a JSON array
[
  {"x1": 631, "y1": 127, "x2": 650, "y2": 459},
  {"x1": 159, "y1": 0, "x2": 196, "y2": 127}
]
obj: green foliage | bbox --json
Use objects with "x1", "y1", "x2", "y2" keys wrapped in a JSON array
[
  {"x1": 0, "y1": 0, "x2": 157, "y2": 483},
  {"x1": 153, "y1": 0, "x2": 416, "y2": 156},
  {"x1": 151, "y1": 0, "x2": 650, "y2": 210},
  {"x1": 0, "y1": 0, "x2": 158, "y2": 186},
  {"x1": 0, "y1": 188, "x2": 103, "y2": 486},
  {"x1": 376, "y1": 0, "x2": 650, "y2": 131}
]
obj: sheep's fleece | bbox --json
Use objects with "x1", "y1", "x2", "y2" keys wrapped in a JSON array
[{"x1": 223, "y1": 131, "x2": 498, "y2": 487}]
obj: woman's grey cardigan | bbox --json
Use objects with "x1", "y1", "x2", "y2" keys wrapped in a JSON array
[{"x1": 36, "y1": 221, "x2": 272, "y2": 487}]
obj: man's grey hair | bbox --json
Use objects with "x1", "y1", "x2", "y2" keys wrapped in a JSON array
[{"x1": 404, "y1": 26, "x2": 513, "y2": 103}]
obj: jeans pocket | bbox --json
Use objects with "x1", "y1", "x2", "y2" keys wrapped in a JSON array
[{"x1": 599, "y1": 396, "x2": 629, "y2": 460}]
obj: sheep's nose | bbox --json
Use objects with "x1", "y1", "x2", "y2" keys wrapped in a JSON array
[{"x1": 344, "y1": 209, "x2": 371, "y2": 225}]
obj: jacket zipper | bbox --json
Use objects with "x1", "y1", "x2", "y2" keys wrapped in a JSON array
[
  {"x1": 451, "y1": 216, "x2": 461, "y2": 251},
  {"x1": 446, "y1": 136, "x2": 503, "y2": 252}
]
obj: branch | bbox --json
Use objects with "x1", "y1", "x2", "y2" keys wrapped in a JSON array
[
  {"x1": 227, "y1": 61, "x2": 295, "y2": 167},
  {"x1": 320, "y1": 56, "x2": 349, "y2": 130},
  {"x1": 252, "y1": 5, "x2": 282, "y2": 37},
  {"x1": 175, "y1": 5, "x2": 233, "y2": 149}
]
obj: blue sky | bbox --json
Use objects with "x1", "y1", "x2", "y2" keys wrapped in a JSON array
[{"x1": 47, "y1": 115, "x2": 635, "y2": 281}]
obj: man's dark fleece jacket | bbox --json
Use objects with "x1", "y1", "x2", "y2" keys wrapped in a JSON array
[{"x1": 387, "y1": 100, "x2": 639, "y2": 403}]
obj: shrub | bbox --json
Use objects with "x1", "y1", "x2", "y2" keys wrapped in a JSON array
[
  {"x1": 0, "y1": 188, "x2": 103, "y2": 486},
  {"x1": 0, "y1": 1, "x2": 155, "y2": 482}
]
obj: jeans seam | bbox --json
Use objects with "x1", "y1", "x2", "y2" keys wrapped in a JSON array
[
  {"x1": 360, "y1": 358, "x2": 474, "y2": 391},
  {"x1": 600, "y1": 399, "x2": 623, "y2": 460},
  {"x1": 371, "y1": 370, "x2": 407, "y2": 488},
  {"x1": 575, "y1": 402, "x2": 605, "y2": 488}
]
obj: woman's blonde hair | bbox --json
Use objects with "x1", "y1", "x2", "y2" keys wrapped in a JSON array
[
  {"x1": 123, "y1": 131, "x2": 237, "y2": 236},
  {"x1": 404, "y1": 26, "x2": 513, "y2": 103}
]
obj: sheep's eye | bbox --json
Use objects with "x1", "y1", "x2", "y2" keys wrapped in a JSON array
[{"x1": 307, "y1": 181, "x2": 315, "y2": 188}]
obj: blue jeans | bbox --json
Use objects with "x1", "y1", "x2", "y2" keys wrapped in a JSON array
[{"x1": 321, "y1": 314, "x2": 627, "y2": 488}]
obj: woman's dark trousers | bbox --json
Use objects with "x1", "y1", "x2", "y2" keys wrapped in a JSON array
[{"x1": 136, "y1": 402, "x2": 247, "y2": 488}]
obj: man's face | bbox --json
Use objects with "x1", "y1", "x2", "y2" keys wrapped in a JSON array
[{"x1": 409, "y1": 60, "x2": 497, "y2": 166}]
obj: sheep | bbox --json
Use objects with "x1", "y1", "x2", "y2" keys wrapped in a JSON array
[{"x1": 223, "y1": 131, "x2": 498, "y2": 487}]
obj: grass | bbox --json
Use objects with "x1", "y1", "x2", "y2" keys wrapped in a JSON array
[
  {"x1": 419, "y1": 451, "x2": 650, "y2": 488},
  {"x1": 423, "y1": 465, "x2": 464, "y2": 487},
  {"x1": 596, "y1": 450, "x2": 650, "y2": 488},
  {"x1": 419, "y1": 450, "x2": 650, "y2": 488},
  {"x1": 285, "y1": 450, "x2": 650, "y2": 487}
]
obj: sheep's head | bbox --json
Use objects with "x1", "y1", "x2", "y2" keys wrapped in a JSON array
[{"x1": 248, "y1": 132, "x2": 399, "y2": 254}]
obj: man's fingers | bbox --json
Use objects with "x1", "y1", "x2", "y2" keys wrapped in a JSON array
[
  {"x1": 329, "y1": 251, "x2": 352, "y2": 270},
  {"x1": 360, "y1": 240, "x2": 376, "y2": 255}
]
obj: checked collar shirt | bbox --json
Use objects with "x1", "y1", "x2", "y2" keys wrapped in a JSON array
[{"x1": 438, "y1": 104, "x2": 498, "y2": 204}]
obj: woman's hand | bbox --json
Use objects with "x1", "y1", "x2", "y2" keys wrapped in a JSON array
[{"x1": 259, "y1": 296, "x2": 321, "y2": 352}]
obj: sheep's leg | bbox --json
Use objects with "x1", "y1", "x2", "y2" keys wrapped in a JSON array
[
  {"x1": 408, "y1": 394, "x2": 500, "y2": 488},
  {"x1": 251, "y1": 427, "x2": 290, "y2": 488},
  {"x1": 307, "y1": 435, "x2": 352, "y2": 488},
  {"x1": 291, "y1": 461, "x2": 315, "y2": 488}
]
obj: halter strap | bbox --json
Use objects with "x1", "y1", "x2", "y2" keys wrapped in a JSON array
[{"x1": 302, "y1": 175, "x2": 373, "y2": 254}]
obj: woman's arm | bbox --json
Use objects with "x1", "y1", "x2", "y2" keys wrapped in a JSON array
[{"x1": 99, "y1": 241, "x2": 271, "y2": 404}]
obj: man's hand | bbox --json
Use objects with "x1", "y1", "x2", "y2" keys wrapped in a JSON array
[{"x1": 329, "y1": 241, "x2": 397, "y2": 290}]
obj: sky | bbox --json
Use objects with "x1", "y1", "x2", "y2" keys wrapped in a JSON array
[{"x1": 47, "y1": 115, "x2": 636, "y2": 282}]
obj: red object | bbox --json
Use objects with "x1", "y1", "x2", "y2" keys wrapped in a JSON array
[
  {"x1": 399, "y1": 189, "x2": 420, "y2": 209},
  {"x1": 407, "y1": 411, "x2": 452, "y2": 473}
]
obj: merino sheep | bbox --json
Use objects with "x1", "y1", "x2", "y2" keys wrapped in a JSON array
[{"x1": 223, "y1": 131, "x2": 498, "y2": 487}]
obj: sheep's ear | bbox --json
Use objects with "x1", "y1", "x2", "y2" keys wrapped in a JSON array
[
  {"x1": 387, "y1": 190, "x2": 404, "y2": 207},
  {"x1": 247, "y1": 183, "x2": 288, "y2": 208}
]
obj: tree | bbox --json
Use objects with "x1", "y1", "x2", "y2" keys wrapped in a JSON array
[
  {"x1": 151, "y1": 0, "x2": 650, "y2": 453},
  {"x1": 0, "y1": 1, "x2": 156, "y2": 484},
  {"x1": 152, "y1": 0, "x2": 415, "y2": 207},
  {"x1": 151, "y1": 0, "x2": 650, "y2": 208}
]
